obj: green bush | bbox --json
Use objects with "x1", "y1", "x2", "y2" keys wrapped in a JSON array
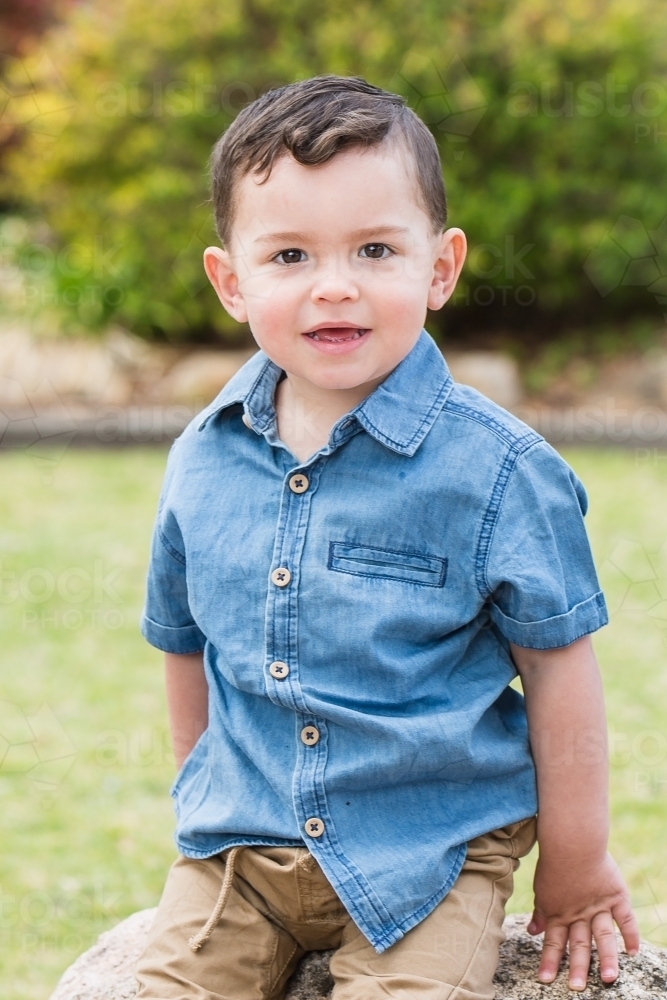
[{"x1": 3, "y1": 0, "x2": 667, "y2": 345}]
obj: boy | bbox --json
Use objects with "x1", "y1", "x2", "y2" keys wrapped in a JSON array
[{"x1": 136, "y1": 76, "x2": 639, "y2": 999}]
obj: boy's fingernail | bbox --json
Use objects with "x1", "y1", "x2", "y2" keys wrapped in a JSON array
[{"x1": 570, "y1": 978, "x2": 585, "y2": 990}]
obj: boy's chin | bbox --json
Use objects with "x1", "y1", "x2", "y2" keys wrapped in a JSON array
[{"x1": 301, "y1": 364, "x2": 381, "y2": 393}]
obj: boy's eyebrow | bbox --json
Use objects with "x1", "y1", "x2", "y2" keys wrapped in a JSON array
[
  {"x1": 253, "y1": 225, "x2": 411, "y2": 246},
  {"x1": 253, "y1": 231, "x2": 309, "y2": 246},
  {"x1": 349, "y1": 226, "x2": 410, "y2": 240}
]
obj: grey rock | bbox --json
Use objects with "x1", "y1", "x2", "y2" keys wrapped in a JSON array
[
  {"x1": 49, "y1": 909, "x2": 154, "y2": 1000},
  {"x1": 49, "y1": 910, "x2": 667, "y2": 1000},
  {"x1": 284, "y1": 949, "x2": 334, "y2": 999},
  {"x1": 496, "y1": 914, "x2": 667, "y2": 999}
]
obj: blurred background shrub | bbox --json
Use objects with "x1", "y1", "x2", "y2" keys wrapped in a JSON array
[{"x1": 1, "y1": 0, "x2": 667, "y2": 350}]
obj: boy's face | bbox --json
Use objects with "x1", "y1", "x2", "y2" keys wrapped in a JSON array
[{"x1": 205, "y1": 144, "x2": 466, "y2": 393}]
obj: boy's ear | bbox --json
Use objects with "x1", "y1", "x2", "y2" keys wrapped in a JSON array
[
  {"x1": 427, "y1": 228, "x2": 467, "y2": 311},
  {"x1": 203, "y1": 246, "x2": 249, "y2": 324}
]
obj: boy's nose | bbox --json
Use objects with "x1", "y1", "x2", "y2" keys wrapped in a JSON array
[{"x1": 310, "y1": 266, "x2": 360, "y2": 304}]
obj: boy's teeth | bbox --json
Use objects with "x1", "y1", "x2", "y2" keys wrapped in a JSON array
[{"x1": 310, "y1": 328, "x2": 365, "y2": 342}]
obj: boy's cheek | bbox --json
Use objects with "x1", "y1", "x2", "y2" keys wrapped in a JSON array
[
  {"x1": 373, "y1": 285, "x2": 429, "y2": 330},
  {"x1": 245, "y1": 302, "x2": 303, "y2": 355}
]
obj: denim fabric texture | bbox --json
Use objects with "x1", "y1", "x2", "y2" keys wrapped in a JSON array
[{"x1": 141, "y1": 329, "x2": 608, "y2": 953}]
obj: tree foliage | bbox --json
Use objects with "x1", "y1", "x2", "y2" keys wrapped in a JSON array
[
  {"x1": 3, "y1": 0, "x2": 667, "y2": 345},
  {"x1": 0, "y1": 0, "x2": 68, "y2": 195}
]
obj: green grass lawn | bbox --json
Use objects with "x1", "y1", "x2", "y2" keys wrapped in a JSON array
[{"x1": 0, "y1": 446, "x2": 666, "y2": 998}]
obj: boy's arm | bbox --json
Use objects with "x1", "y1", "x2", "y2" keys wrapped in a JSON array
[
  {"x1": 165, "y1": 652, "x2": 208, "y2": 769},
  {"x1": 511, "y1": 635, "x2": 639, "y2": 991}
]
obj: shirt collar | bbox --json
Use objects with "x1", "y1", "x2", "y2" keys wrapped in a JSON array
[
  {"x1": 353, "y1": 330, "x2": 453, "y2": 455},
  {"x1": 198, "y1": 329, "x2": 453, "y2": 457}
]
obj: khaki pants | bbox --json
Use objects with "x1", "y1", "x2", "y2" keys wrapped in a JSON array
[{"x1": 135, "y1": 817, "x2": 536, "y2": 1000}]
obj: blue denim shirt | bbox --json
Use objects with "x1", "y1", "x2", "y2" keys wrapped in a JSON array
[{"x1": 141, "y1": 330, "x2": 607, "y2": 953}]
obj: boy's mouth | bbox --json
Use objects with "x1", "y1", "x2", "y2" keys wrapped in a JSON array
[{"x1": 305, "y1": 327, "x2": 369, "y2": 343}]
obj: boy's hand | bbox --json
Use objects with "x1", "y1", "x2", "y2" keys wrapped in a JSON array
[
  {"x1": 510, "y1": 636, "x2": 640, "y2": 993},
  {"x1": 528, "y1": 851, "x2": 640, "y2": 990}
]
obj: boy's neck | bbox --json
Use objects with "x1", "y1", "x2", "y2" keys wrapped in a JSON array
[{"x1": 274, "y1": 370, "x2": 386, "y2": 464}]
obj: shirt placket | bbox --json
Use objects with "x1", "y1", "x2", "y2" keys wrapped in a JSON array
[
  {"x1": 263, "y1": 452, "x2": 340, "y2": 848},
  {"x1": 263, "y1": 460, "x2": 310, "y2": 714}
]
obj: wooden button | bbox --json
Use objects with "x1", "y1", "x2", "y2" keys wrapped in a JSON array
[
  {"x1": 269, "y1": 661, "x2": 289, "y2": 680},
  {"x1": 301, "y1": 725, "x2": 320, "y2": 746},
  {"x1": 271, "y1": 567, "x2": 291, "y2": 587},
  {"x1": 288, "y1": 473, "x2": 309, "y2": 494},
  {"x1": 242, "y1": 412, "x2": 252, "y2": 429},
  {"x1": 304, "y1": 817, "x2": 325, "y2": 838}
]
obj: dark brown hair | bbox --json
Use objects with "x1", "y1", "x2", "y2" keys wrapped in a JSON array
[{"x1": 210, "y1": 75, "x2": 447, "y2": 247}]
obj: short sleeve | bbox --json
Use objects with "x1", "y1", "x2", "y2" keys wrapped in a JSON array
[
  {"x1": 483, "y1": 441, "x2": 608, "y2": 649},
  {"x1": 140, "y1": 495, "x2": 206, "y2": 655}
]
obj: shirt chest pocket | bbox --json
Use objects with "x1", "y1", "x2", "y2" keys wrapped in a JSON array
[{"x1": 328, "y1": 541, "x2": 447, "y2": 587}]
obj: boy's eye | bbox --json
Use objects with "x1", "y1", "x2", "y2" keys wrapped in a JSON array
[
  {"x1": 359, "y1": 243, "x2": 392, "y2": 259},
  {"x1": 274, "y1": 248, "x2": 306, "y2": 265}
]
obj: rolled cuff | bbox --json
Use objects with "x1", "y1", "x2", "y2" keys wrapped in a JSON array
[
  {"x1": 489, "y1": 591, "x2": 608, "y2": 649},
  {"x1": 140, "y1": 614, "x2": 206, "y2": 654}
]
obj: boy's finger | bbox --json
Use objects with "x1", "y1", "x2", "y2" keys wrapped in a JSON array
[
  {"x1": 613, "y1": 899, "x2": 640, "y2": 957},
  {"x1": 566, "y1": 919, "x2": 592, "y2": 991},
  {"x1": 537, "y1": 921, "x2": 568, "y2": 983},
  {"x1": 528, "y1": 910, "x2": 546, "y2": 935},
  {"x1": 591, "y1": 910, "x2": 619, "y2": 983}
]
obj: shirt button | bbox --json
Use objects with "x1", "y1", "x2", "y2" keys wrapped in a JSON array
[
  {"x1": 300, "y1": 725, "x2": 320, "y2": 746},
  {"x1": 288, "y1": 473, "x2": 309, "y2": 494},
  {"x1": 305, "y1": 817, "x2": 325, "y2": 838},
  {"x1": 241, "y1": 412, "x2": 252, "y2": 429},
  {"x1": 269, "y1": 661, "x2": 289, "y2": 679},
  {"x1": 271, "y1": 567, "x2": 291, "y2": 587}
]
